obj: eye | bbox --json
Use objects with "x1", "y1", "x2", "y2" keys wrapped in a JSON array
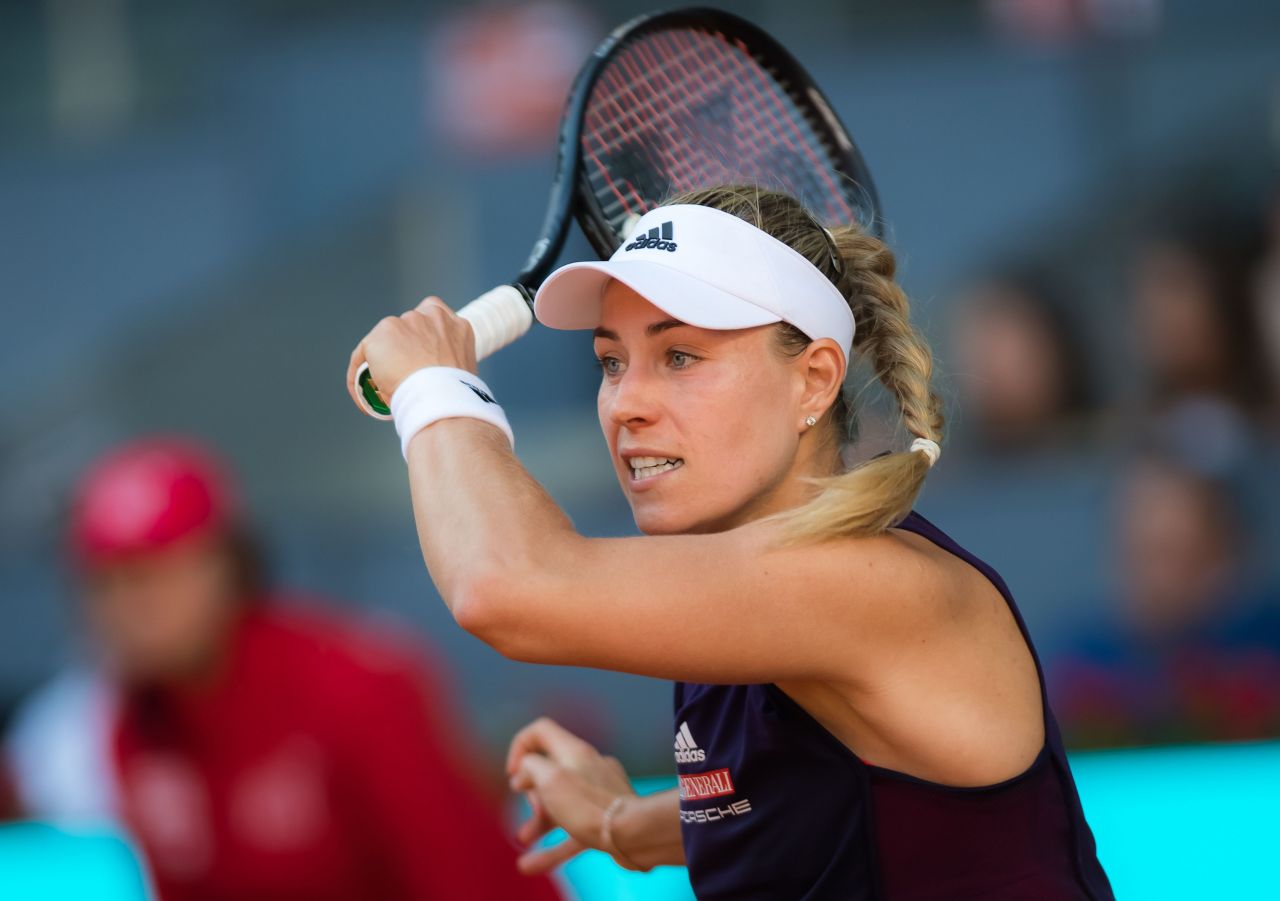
[
  {"x1": 595, "y1": 355, "x2": 624, "y2": 376},
  {"x1": 669, "y1": 350, "x2": 699, "y2": 369}
]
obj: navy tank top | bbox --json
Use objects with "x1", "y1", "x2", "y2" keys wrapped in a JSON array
[{"x1": 673, "y1": 510, "x2": 1113, "y2": 900}]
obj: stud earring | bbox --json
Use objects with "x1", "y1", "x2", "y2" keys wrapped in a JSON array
[{"x1": 804, "y1": 416, "x2": 817, "y2": 427}]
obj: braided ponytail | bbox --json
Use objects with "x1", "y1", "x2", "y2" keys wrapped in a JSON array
[{"x1": 662, "y1": 185, "x2": 947, "y2": 540}]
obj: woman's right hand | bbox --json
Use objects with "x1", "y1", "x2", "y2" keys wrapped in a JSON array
[
  {"x1": 506, "y1": 717, "x2": 639, "y2": 874},
  {"x1": 346, "y1": 296, "x2": 478, "y2": 415}
]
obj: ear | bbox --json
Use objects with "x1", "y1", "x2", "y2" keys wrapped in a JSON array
[{"x1": 796, "y1": 339, "x2": 846, "y2": 428}]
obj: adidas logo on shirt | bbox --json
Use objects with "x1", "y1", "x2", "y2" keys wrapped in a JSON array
[
  {"x1": 674, "y1": 720, "x2": 706, "y2": 763},
  {"x1": 624, "y1": 220, "x2": 677, "y2": 252}
]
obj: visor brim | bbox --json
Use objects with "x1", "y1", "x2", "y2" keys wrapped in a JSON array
[{"x1": 534, "y1": 260, "x2": 784, "y2": 332}]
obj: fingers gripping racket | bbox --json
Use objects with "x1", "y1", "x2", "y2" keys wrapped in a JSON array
[{"x1": 355, "y1": 6, "x2": 881, "y2": 418}]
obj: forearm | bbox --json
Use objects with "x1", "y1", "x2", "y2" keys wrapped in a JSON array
[
  {"x1": 404, "y1": 419, "x2": 578, "y2": 623},
  {"x1": 613, "y1": 788, "x2": 685, "y2": 870}
]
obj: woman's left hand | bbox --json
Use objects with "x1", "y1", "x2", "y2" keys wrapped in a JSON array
[
  {"x1": 506, "y1": 717, "x2": 638, "y2": 874},
  {"x1": 347, "y1": 296, "x2": 477, "y2": 413}
]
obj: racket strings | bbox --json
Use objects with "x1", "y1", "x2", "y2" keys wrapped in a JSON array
[
  {"x1": 713, "y1": 34, "x2": 849, "y2": 216},
  {"x1": 586, "y1": 35, "x2": 738, "y2": 213},
  {"x1": 582, "y1": 27, "x2": 861, "y2": 233},
  {"x1": 589, "y1": 35, "x2": 801, "y2": 213}
]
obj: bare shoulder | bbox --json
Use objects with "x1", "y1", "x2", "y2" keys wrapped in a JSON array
[
  {"x1": 884, "y1": 525, "x2": 1008, "y2": 619},
  {"x1": 783, "y1": 524, "x2": 1046, "y2": 785},
  {"x1": 780, "y1": 523, "x2": 982, "y2": 635}
]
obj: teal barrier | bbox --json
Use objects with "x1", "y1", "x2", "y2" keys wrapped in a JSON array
[
  {"x1": 0, "y1": 821, "x2": 152, "y2": 900},
  {"x1": 3, "y1": 742, "x2": 1275, "y2": 899},
  {"x1": 1070, "y1": 741, "x2": 1280, "y2": 900}
]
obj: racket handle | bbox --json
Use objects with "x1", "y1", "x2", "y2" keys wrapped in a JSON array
[{"x1": 356, "y1": 285, "x2": 534, "y2": 420}]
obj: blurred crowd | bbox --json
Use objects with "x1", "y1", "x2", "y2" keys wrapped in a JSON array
[{"x1": 945, "y1": 188, "x2": 1280, "y2": 748}]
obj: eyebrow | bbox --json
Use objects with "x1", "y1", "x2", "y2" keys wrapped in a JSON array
[{"x1": 592, "y1": 319, "x2": 689, "y2": 341}]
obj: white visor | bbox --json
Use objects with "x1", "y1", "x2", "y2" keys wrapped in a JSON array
[{"x1": 533, "y1": 204, "x2": 855, "y2": 359}]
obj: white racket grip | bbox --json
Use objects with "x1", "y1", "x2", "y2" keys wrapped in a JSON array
[{"x1": 457, "y1": 284, "x2": 535, "y2": 360}]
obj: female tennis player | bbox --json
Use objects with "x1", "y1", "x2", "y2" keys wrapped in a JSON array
[{"x1": 348, "y1": 186, "x2": 1114, "y2": 900}]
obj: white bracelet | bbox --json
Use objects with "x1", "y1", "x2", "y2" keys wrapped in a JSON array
[
  {"x1": 601, "y1": 796, "x2": 641, "y2": 871},
  {"x1": 389, "y1": 367, "x2": 514, "y2": 459}
]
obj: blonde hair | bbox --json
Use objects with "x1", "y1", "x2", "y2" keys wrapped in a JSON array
[{"x1": 661, "y1": 185, "x2": 945, "y2": 540}]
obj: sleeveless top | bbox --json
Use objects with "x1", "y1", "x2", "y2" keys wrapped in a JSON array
[{"x1": 673, "y1": 510, "x2": 1114, "y2": 900}]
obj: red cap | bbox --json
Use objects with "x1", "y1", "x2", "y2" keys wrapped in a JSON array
[{"x1": 70, "y1": 437, "x2": 239, "y2": 566}]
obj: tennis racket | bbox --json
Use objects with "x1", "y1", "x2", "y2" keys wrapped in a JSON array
[{"x1": 354, "y1": 6, "x2": 881, "y2": 418}]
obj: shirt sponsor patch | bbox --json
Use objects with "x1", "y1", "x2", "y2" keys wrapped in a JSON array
[
  {"x1": 678, "y1": 767, "x2": 736, "y2": 801},
  {"x1": 679, "y1": 799, "x2": 753, "y2": 824}
]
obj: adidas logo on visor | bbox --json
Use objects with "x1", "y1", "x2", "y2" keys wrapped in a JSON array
[{"x1": 624, "y1": 220, "x2": 677, "y2": 253}]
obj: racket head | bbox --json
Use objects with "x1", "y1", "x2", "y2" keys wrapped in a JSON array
[{"x1": 568, "y1": 8, "x2": 882, "y2": 260}]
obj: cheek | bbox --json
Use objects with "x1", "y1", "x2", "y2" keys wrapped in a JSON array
[
  {"x1": 93, "y1": 565, "x2": 226, "y2": 653},
  {"x1": 87, "y1": 586, "x2": 171, "y2": 661},
  {"x1": 687, "y1": 370, "x2": 796, "y2": 479},
  {"x1": 597, "y1": 385, "x2": 619, "y2": 452},
  {"x1": 596, "y1": 383, "x2": 609, "y2": 429}
]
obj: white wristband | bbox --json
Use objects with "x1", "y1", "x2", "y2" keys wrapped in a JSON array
[{"x1": 389, "y1": 367, "x2": 514, "y2": 459}]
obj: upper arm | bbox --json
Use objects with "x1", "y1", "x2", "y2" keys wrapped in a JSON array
[{"x1": 469, "y1": 522, "x2": 950, "y2": 686}]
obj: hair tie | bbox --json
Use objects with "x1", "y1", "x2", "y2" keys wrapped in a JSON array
[
  {"x1": 820, "y1": 226, "x2": 843, "y2": 275},
  {"x1": 909, "y1": 437, "x2": 941, "y2": 467}
]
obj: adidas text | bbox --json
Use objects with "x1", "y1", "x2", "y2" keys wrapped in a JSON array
[{"x1": 624, "y1": 236, "x2": 677, "y2": 252}]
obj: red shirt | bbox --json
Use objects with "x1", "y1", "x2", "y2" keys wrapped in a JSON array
[{"x1": 112, "y1": 604, "x2": 560, "y2": 901}]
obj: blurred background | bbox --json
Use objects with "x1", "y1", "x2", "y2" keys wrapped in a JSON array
[{"x1": 2, "y1": 0, "x2": 1280, "y2": 895}]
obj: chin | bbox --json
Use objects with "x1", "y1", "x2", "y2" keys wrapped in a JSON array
[
  {"x1": 634, "y1": 517, "x2": 688, "y2": 536},
  {"x1": 629, "y1": 499, "x2": 739, "y2": 536}
]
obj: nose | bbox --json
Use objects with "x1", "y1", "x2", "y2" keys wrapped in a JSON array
[{"x1": 604, "y1": 364, "x2": 663, "y2": 430}]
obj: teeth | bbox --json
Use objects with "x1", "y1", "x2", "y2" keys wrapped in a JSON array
[
  {"x1": 628, "y1": 457, "x2": 683, "y2": 480},
  {"x1": 630, "y1": 456, "x2": 676, "y2": 468}
]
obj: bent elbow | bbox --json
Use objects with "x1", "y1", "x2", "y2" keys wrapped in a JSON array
[
  {"x1": 451, "y1": 568, "x2": 540, "y2": 662},
  {"x1": 451, "y1": 569, "x2": 506, "y2": 642},
  {"x1": 448, "y1": 536, "x2": 586, "y2": 664}
]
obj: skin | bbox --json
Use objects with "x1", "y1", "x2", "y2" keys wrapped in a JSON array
[
  {"x1": 81, "y1": 531, "x2": 241, "y2": 684},
  {"x1": 350, "y1": 284, "x2": 1043, "y2": 874},
  {"x1": 1134, "y1": 243, "x2": 1230, "y2": 393},
  {"x1": 953, "y1": 290, "x2": 1067, "y2": 443},
  {"x1": 1117, "y1": 462, "x2": 1236, "y2": 641},
  {"x1": 590, "y1": 281, "x2": 845, "y2": 535}
]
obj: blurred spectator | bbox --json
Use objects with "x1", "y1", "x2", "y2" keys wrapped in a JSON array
[
  {"x1": 428, "y1": 2, "x2": 595, "y2": 159},
  {"x1": 948, "y1": 271, "x2": 1098, "y2": 455},
  {"x1": 1050, "y1": 453, "x2": 1280, "y2": 748},
  {"x1": 3, "y1": 437, "x2": 560, "y2": 901},
  {"x1": 1251, "y1": 187, "x2": 1280, "y2": 429},
  {"x1": 1128, "y1": 224, "x2": 1273, "y2": 472}
]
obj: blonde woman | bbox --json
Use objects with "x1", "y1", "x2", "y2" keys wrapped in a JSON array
[{"x1": 348, "y1": 187, "x2": 1114, "y2": 900}]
